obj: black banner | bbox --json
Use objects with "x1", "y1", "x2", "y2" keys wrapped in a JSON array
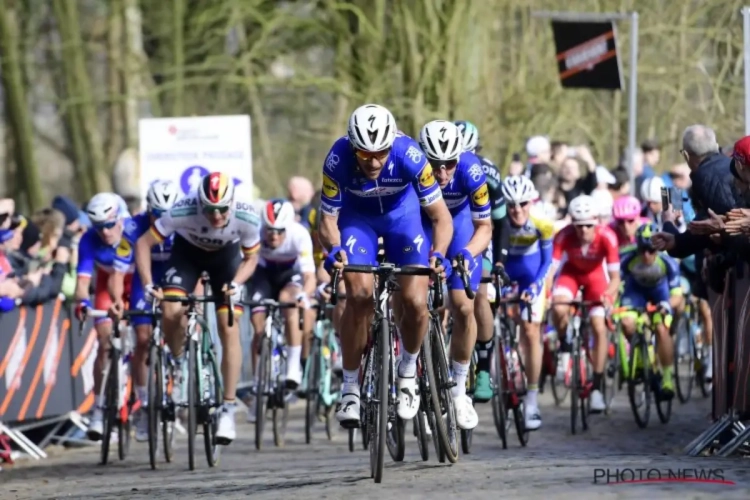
[{"x1": 551, "y1": 20, "x2": 623, "y2": 90}]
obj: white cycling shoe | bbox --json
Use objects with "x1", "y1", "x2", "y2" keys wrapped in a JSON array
[
  {"x1": 453, "y1": 394, "x2": 478, "y2": 430},
  {"x1": 335, "y1": 393, "x2": 360, "y2": 428},
  {"x1": 87, "y1": 408, "x2": 104, "y2": 441},
  {"x1": 134, "y1": 409, "x2": 149, "y2": 442},
  {"x1": 215, "y1": 405, "x2": 236, "y2": 445},
  {"x1": 397, "y1": 376, "x2": 420, "y2": 420},
  {"x1": 524, "y1": 406, "x2": 542, "y2": 431},
  {"x1": 590, "y1": 389, "x2": 606, "y2": 413}
]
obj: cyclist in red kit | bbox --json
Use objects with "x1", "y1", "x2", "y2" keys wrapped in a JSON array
[{"x1": 547, "y1": 195, "x2": 621, "y2": 413}]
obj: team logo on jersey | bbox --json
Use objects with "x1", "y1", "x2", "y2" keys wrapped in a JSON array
[
  {"x1": 116, "y1": 239, "x2": 132, "y2": 258},
  {"x1": 472, "y1": 183, "x2": 489, "y2": 206},
  {"x1": 322, "y1": 174, "x2": 341, "y2": 200},
  {"x1": 418, "y1": 165, "x2": 436, "y2": 191}
]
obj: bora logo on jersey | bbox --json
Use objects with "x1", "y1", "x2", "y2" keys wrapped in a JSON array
[
  {"x1": 418, "y1": 165, "x2": 436, "y2": 191},
  {"x1": 322, "y1": 174, "x2": 341, "y2": 201},
  {"x1": 472, "y1": 183, "x2": 489, "y2": 206}
]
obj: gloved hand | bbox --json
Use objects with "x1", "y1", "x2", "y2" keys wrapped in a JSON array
[
  {"x1": 432, "y1": 251, "x2": 452, "y2": 280},
  {"x1": 453, "y1": 248, "x2": 474, "y2": 274},
  {"x1": 324, "y1": 246, "x2": 345, "y2": 273},
  {"x1": 75, "y1": 299, "x2": 92, "y2": 321},
  {"x1": 296, "y1": 291, "x2": 311, "y2": 310}
]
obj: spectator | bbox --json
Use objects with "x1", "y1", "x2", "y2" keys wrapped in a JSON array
[
  {"x1": 557, "y1": 146, "x2": 597, "y2": 207},
  {"x1": 550, "y1": 141, "x2": 569, "y2": 170},
  {"x1": 595, "y1": 166, "x2": 617, "y2": 191},
  {"x1": 31, "y1": 208, "x2": 66, "y2": 260},
  {"x1": 641, "y1": 139, "x2": 660, "y2": 176},
  {"x1": 609, "y1": 166, "x2": 632, "y2": 199},
  {"x1": 287, "y1": 176, "x2": 314, "y2": 216},
  {"x1": 530, "y1": 169, "x2": 561, "y2": 221},
  {"x1": 662, "y1": 163, "x2": 696, "y2": 223},
  {"x1": 524, "y1": 136, "x2": 551, "y2": 176}
]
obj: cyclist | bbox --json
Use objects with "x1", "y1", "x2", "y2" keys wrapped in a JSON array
[
  {"x1": 499, "y1": 175, "x2": 554, "y2": 430},
  {"x1": 135, "y1": 171, "x2": 261, "y2": 445},
  {"x1": 549, "y1": 194, "x2": 621, "y2": 413},
  {"x1": 320, "y1": 104, "x2": 453, "y2": 427},
  {"x1": 245, "y1": 199, "x2": 316, "y2": 421},
  {"x1": 108, "y1": 180, "x2": 179, "y2": 441},
  {"x1": 418, "y1": 120, "x2": 491, "y2": 429},
  {"x1": 454, "y1": 119, "x2": 511, "y2": 403},
  {"x1": 73, "y1": 192, "x2": 133, "y2": 440},
  {"x1": 591, "y1": 189, "x2": 614, "y2": 226},
  {"x1": 619, "y1": 223, "x2": 681, "y2": 398},
  {"x1": 610, "y1": 195, "x2": 648, "y2": 254}
]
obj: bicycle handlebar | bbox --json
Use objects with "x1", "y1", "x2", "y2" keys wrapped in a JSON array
[
  {"x1": 242, "y1": 299, "x2": 305, "y2": 330},
  {"x1": 454, "y1": 253, "x2": 475, "y2": 300}
]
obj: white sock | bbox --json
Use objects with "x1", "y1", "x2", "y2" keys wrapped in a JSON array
[
  {"x1": 135, "y1": 385, "x2": 148, "y2": 407},
  {"x1": 398, "y1": 350, "x2": 419, "y2": 378},
  {"x1": 451, "y1": 360, "x2": 470, "y2": 398},
  {"x1": 342, "y1": 369, "x2": 360, "y2": 396},
  {"x1": 526, "y1": 388, "x2": 538, "y2": 409},
  {"x1": 287, "y1": 345, "x2": 302, "y2": 371}
]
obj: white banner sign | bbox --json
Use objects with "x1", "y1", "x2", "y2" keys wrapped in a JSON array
[{"x1": 138, "y1": 115, "x2": 253, "y2": 203}]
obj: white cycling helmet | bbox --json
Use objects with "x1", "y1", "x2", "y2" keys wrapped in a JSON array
[
  {"x1": 347, "y1": 104, "x2": 397, "y2": 152},
  {"x1": 590, "y1": 188, "x2": 614, "y2": 218},
  {"x1": 568, "y1": 194, "x2": 598, "y2": 224},
  {"x1": 419, "y1": 120, "x2": 462, "y2": 162},
  {"x1": 147, "y1": 180, "x2": 180, "y2": 213},
  {"x1": 262, "y1": 199, "x2": 296, "y2": 230},
  {"x1": 86, "y1": 192, "x2": 120, "y2": 224},
  {"x1": 502, "y1": 175, "x2": 537, "y2": 204},
  {"x1": 640, "y1": 176, "x2": 665, "y2": 203},
  {"x1": 454, "y1": 121, "x2": 480, "y2": 153}
]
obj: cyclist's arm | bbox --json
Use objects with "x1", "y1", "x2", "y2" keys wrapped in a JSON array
[
  {"x1": 663, "y1": 254, "x2": 683, "y2": 296},
  {"x1": 137, "y1": 229, "x2": 161, "y2": 289},
  {"x1": 603, "y1": 230, "x2": 621, "y2": 297},
  {"x1": 75, "y1": 232, "x2": 94, "y2": 302},
  {"x1": 533, "y1": 235, "x2": 553, "y2": 289},
  {"x1": 298, "y1": 230, "x2": 317, "y2": 298},
  {"x1": 465, "y1": 178, "x2": 492, "y2": 257},
  {"x1": 487, "y1": 176, "x2": 510, "y2": 265},
  {"x1": 413, "y1": 162, "x2": 452, "y2": 257},
  {"x1": 233, "y1": 226, "x2": 261, "y2": 286},
  {"x1": 319, "y1": 172, "x2": 343, "y2": 251}
]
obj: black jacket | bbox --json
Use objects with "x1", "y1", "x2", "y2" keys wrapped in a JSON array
[{"x1": 689, "y1": 153, "x2": 740, "y2": 217}]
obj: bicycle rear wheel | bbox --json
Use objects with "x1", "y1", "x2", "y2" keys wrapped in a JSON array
[
  {"x1": 674, "y1": 313, "x2": 694, "y2": 403},
  {"x1": 491, "y1": 340, "x2": 509, "y2": 448},
  {"x1": 570, "y1": 339, "x2": 580, "y2": 435},
  {"x1": 627, "y1": 334, "x2": 651, "y2": 429},
  {"x1": 255, "y1": 337, "x2": 270, "y2": 450},
  {"x1": 272, "y1": 351, "x2": 289, "y2": 448},
  {"x1": 414, "y1": 410, "x2": 429, "y2": 461},
  {"x1": 187, "y1": 338, "x2": 198, "y2": 471},
  {"x1": 372, "y1": 318, "x2": 389, "y2": 483},
  {"x1": 305, "y1": 339, "x2": 321, "y2": 444},
  {"x1": 162, "y1": 361, "x2": 175, "y2": 463},
  {"x1": 604, "y1": 330, "x2": 621, "y2": 414},
  {"x1": 147, "y1": 344, "x2": 161, "y2": 470},
  {"x1": 511, "y1": 346, "x2": 529, "y2": 446},
  {"x1": 117, "y1": 364, "x2": 132, "y2": 461},
  {"x1": 461, "y1": 355, "x2": 477, "y2": 454}
]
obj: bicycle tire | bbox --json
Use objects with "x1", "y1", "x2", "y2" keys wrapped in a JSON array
[
  {"x1": 272, "y1": 348, "x2": 289, "y2": 448},
  {"x1": 570, "y1": 339, "x2": 580, "y2": 435},
  {"x1": 203, "y1": 345, "x2": 222, "y2": 467},
  {"x1": 372, "y1": 317, "x2": 389, "y2": 484},
  {"x1": 674, "y1": 313, "x2": 694, "y2": 403},
  {"x1": 147, "y1": 344, "x2": 160, "y2": 470},
  {"x1": 550, "y1": 345, "x2": 569, "y2": 407},
  {"x1": 387, "y1": 415, "x2": 405, "y2": 462},
  {"x1": 187, "y1": 338, "x2": 198, "y2": 471},
  {"x1": 348, "y1": 428, "x2": 356, "y2": 452},
  {"x1": 360, "y1": 350, "x2": 371, "y2": 451},
  {"x1": 461, "y1": 356, "x2": 477, "y2": 454},
  {"x1": 118, "y1": 386, "x2": 132, "y2": 461},
  {"x1": 423, "y1": 322, "x2": 459, "y2": 463},
  {"x1": 511, "y1": 346, "x2": 529, "y2": 446},
  {"x1": 305, "y1": 339, "x2": 321, "y2": 444},
  {"x1": 627, "y1": 334, "x2": 651, "y2": 429},
  {"x1": 604, "y1": 330, "x2": 621, "y2": 414},
  {"x1": 698, "y1": 343, "x2": 711, "y2": 398},
  {"x1": 491, "y1": 340, "x2": 509, "y2": 449},
  {"x1": 255, "y1": 337, "x2": 270, "y2": 450},
  {"x1": 162, "y1": 361, "x2": 175, "y2": 463},
  {"x1": 100, "y1": 357, "x2": 118, "y2": 465},
  {"x1": 415, "y1": 411, "x2": 429, "y2": 461}
]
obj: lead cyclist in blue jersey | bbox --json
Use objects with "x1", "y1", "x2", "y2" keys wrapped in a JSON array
[
  {"x1": 418, "y1": 120, "x2": 492, "y2": 430},
  {"x1": 109, "y1": 180, "x2": 179, "y2": 442},
  {"x1": 319, "y1": 104, "x2": 454, "y2": 428},
  {"x1": 619, "y1": 223, "x2": 682, "y2": 399}
]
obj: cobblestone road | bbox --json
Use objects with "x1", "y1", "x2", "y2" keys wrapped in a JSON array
[{"x1": 2, "y1": 390, "x2": 748, "y2": 500}]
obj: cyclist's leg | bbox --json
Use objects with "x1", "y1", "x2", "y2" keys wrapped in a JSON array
[
  {"x1": 160, "y1": 236, "x2": 200, "y2": 359},
  {"x1": 335, "y1": 214, "x2": 378, "y2": 425},
  {"x1": 581, "y1": 270, "x2": 609, "y2": 411},
  {"x1": 278, "y1": 271, "x2": 305, "y2": 388},
  {"x1": 521, "y1": 286, "x2": 546, "y2": 429},
  {"x1": 129, "y1": 272, "x2": 153, "y2": 441},
  {"x1": 88, "y1": 270, "x2": 116, "y2": 439},
  {"x1": 473, "y1": 254, "x2": 495, "y2": 402},
  {"x1": 693, "y1": 274, "x2": 713, "y2": 380},
  {"x1": 550, "y1": 269, "x2": 578, "y2": 343},
  {"x1": 245, "y1": 266, "x2": 272, "y2": 378},
  {"x1": 650, "y1": 284, "x2": 676, "y2": 395},
  {"x1": 445, "y1": 221, "x2": 481, "y2": 429},
  {"x1": 384, "y1": 210, "x2": 431, "y2": 421},
  {"x1": 619, "y1": 283, "x2": 645, "y2": 337}
]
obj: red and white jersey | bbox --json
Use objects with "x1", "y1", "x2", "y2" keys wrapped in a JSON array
[
  {"x1": 552, "y1": 224, "x2": 620, "y2": 274},
  {"x1": 258, "y1": 222, "x2": 316, "y2": 274}
]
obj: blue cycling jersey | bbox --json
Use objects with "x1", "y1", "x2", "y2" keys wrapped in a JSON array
[
  {"x1": 76, "y1": 226, "x2": 134, "y2": 277},
  {"x1": 320, "y1": 134, "x2": 442, "y2": 217},
  {"x1": 620, "y1": 249, "x2": 681, "y2": 290}
]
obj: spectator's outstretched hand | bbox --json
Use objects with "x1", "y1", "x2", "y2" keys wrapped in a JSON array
[
  {"x1": 689, "y1": 209, "x2": 725, "y2": 235},
  {"x1": 652, "y1": 232, "x2": 676, "y2": 251},
  {"x1": 725, "y1": 212, "x2": 750, "y2": 235}
]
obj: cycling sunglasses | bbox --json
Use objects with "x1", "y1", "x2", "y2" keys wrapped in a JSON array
[
  {"x1": 508, "y1": 201, "x2": 530, "y2": 209},
  {"x1": 202, "y1": 205, "x2": 230, "y2": 215},
  {"x1": 574, "y1": 223, "x2": 595, "y2": 229},
  {"x1": 94, "y1": 220, "x2": 118, "y2": 231},
  {"x1": 267, "y1": 227, "x2": 285, "y2": 235},
  {"x1": 354, "y1": 148, "x2": 390, "y2": 162},
  {"x1": 430, "y1": 159, "x2": 458, "y2": 170},
  {"x1": 150, "y1": 208, "x2": 164, "y2": 218}
]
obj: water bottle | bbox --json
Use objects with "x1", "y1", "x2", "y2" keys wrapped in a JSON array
[{"x1": 271, "y1": 347, "x2": 281, "y2": 382}]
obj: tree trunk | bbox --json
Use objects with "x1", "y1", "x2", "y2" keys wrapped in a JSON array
[
  {"x1": 0, "y1": 0, "x2": 43, "y2": 211},
  {"x1": 172, "y1": 0, "x2": 185, "y2": 116},
  {"x1": 106, "y1": 0, "x2": 125, "y2": 168}
]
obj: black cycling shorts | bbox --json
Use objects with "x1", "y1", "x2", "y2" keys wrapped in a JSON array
[
  {"x1": 246, "y1": 265, "x2": 301, "y2": 310},
  {"x1": 161, "y1": 235, "x2": 241, "y2": 306}
]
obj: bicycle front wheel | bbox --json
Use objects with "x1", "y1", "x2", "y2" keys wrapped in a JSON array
[
  {"x1": 147, "y1": 344, "x2": 161, "y2": 469},
  {"x1": 673, "y1": 313, "x2": 694, "y2": 403},
  {"x1": 255, "y1": 337, "x2": 271, "y2": 450},
  {"x1": 203, "y1": 345, "x2": 222, "y2": 467},
  {"x1": 305, "y1": 339, "x2": 321, "y2": 444},
  {"x1": 372, "y1": 318, "x2": 389, "y2": 484},
  {"x1": 627, "y1": 334, "x2": 651, "y2": 429},
  {"x1": 423, "y1": 322, "x2": 459, "y2": 463},
  {"x1": 100, "y1": 357, "x2": 118, "y2": 465},
  {"x1": 187, "y1": 338, "x2": 198, "y2": 471}
]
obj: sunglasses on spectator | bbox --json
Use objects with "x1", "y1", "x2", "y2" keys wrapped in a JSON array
[
  {"x1": 355, "y1": 148, "x2": 390, "y2": 162},
  {"x1": 94, "y1": 220, "x2": 118, "y2": 231},
  {"x1": 508, "y1": 201, "x2": 530, "y2": 209},
  {"x1": 202, "y1": 205, "x2": 230, "y2": 215}
]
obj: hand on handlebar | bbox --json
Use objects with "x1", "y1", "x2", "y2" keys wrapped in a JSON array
[
  {"x1": 296, "y1": 291, "x2": 311, "y2": 310},
  {"x1": 325, "y1": 247, "x2": 348, "y2": 272},
  {"x1": 108, "y1": 299, "x2": 125, "y2": 318},
  {"x1": 74, "y1": 299, "x2": 91, "y2": 321},
  {"x1": 222, "y1": 281, "x2": 243, "y2": 303},
  {"x1": 145, "y1": 283, "x2": 164, "y2": 301},
  {"x1": 430, "y1": 252, "x2": 450, "y2": 279},
  {"x1": 315, "y1": 283, "x2": 332, "y2": 302},
  {"x1": 451, "y1": 248, "x2": 473, "y2": 272},
  {"x1": 600, "y1": 292, "x2": 615, "y2": 309},
  {"x1": 520, "y1": 283, "x2": 540, "y2": 303}
]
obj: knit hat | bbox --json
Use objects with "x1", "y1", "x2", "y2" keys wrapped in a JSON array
[{"x1": 52, "y1": 195, "x2": 79, "y2": 226}]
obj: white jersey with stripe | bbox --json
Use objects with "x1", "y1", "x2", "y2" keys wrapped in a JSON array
[
  {"x1": 258, "y1": 222, "x2": 315, "y2": 274},
  {"x1": 151, "y1": 187, "x2": 261, "y2": 257}
]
